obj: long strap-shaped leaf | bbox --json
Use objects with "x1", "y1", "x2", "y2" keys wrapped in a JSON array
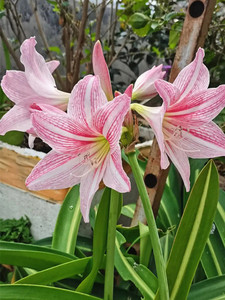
[
  {"x1": 76, "y1": 188, "x2": 111, "y2": 293},
  {"x1": 0, "y1": 241, "x2": 75, "y2": 270},
  {"x1": 52, "y1": 185, "x2": 82, "y2": 254},
  {"x1": 14, "y1": 257, "x2": 92, "y2": 285},
  {"x1": 115, "y1": 231, "x2": 158, "y2": 299},
  {"x1": 157, "y1": 160, "x2": 219, "y2": 300},
  {"x1": 0, "y1": 284, "x2": 101, "y2": 300},
  {"x1": 188, "y1": 275, "x2": 225, "y2": 300}
]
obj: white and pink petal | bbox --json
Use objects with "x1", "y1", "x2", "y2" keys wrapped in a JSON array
[
  {"x1": 173, "y1": 48, "x2": 209, "y2": 100},
  {"x1": 132, "y1": 65, "x2": 165, "y2": 101},
  {"x1": 80, "y1": 161, "x2": 107, "y2": 222},
  {"x1": 68, "y1": 75, "x2": 108, "y2": 129},
  {"x1": 31, "y1": 110, "x2": 98, "y2": 153},
  {"x1": 0, "y1": 105, "x2": 31, "y2": 135},
  {"x1": 165, "y1": 141, "x2": 190, "y2": 191},
  {"x1": 26, "y1": 150, "x2": 82, "y2": 190},
  {"x1": 103, "y1": 146, "x2": 131, "y2": 193},
  {"x1": 93, "y1": 93, "x2": 130, "y2": 151},
  {"x1": 92, "y1": 41, "x2": 113, "y2": 101}
]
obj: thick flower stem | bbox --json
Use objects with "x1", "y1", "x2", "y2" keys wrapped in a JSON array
[
  {"x1": 104, "y1": 189, "x2": 120, "y2": 300},
  {"x1": 127, "y1": 151, "x2": 169, "y2": 300}
]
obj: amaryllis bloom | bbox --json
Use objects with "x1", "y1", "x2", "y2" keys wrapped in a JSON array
[
  {"x1": 131, "y1": 65, "x2": 165, "y2": 101},
  {"x1": 26, "y1": 75, "x2": 131, "y2": 222},
  {"x1": 0, "y1": 37, "x2": 70, "y2": 140},
  {"x1": 92, "y1": 41, "x2": 165, "y2": 101},
  {"x1": 131, "y1": 48, "x2": 225, "y2": 191}
]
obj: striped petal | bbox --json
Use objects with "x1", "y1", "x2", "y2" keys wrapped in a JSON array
[
  {"x1": 1, "y1": 71, "x2": 50, "y2": 106},
  {"x1": 0, "y1": 105, "x2": 31, "y2": 135},
  {"x1": 31, "y1": 110, "x2": 98, "y2": 153},
  {"x1": 20, "y1": 37, "x2": 70, "y2": 103},
  {"x1": 131, "y1": 103, "x2": 169, "y2": 169},
  {"x1": 165, "y1": 141, "x2": 190, "y2": 191},
  {"x1": 80, "y1": 161, "x2": 107, "y2": 222},
  {"x1": 132, "y1": 65, "x2": 165, "y2": 101},
  {"x1": 165, "y1": 85, "x2": 225, "y2": 128},
  {"x1": 46, "y1": 60, "x2": 60, "y2": 73},
  {"x1": 182, "y1": 122, "x2": 225, "y2": 158},
  {"x1": 173, "y1": 48, "x2": 209, "y2": 101},
  {"x1": 92, "y1": 41, "x2": 113, "y2": 101},
  {"x1": 103, "y1": 146, "x2": 131, "y2": 193},
  {"x1": 26, "y1": 150, "x2": 82, "y2": 190},
  {"x1": 93, "y1": 93, "x2": 130, "y2": 151},
  {"x1": 67, "y1": 75, "x2": 108, "y2": 128},
  {"x1": 155, "y1": 79, "x2": 180, "y2": 109}
]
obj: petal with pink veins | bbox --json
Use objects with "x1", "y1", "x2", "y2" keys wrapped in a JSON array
[
  {"x1": 68, "y1": 75, "x2": 107, "y2": 129},
  {"x1": 132, "y1": 65, "x2": 165, "y2": 101},
  {"x1": 93, "y1": 93, "x2": 130, "y2": 151},
  {"x1": 155, "y1": 79, "x2": 180, "y2": 110},
  {"x1": 103, "y1": 146, "x2": 131, "y2": 193},
  {"x1": 31, "y1": 110, "x2": 99, "y2": 153},
  {"x1": 173, "y1": 48, "x2": 209, "y2": 101},
  {"x1": 80, "y1": 161, "x2": 107, "y2": 222},
  {"x1": 26, "y1": 150, "x2": 91, "y2": 190},
  {"x1": 181, "y1": 122, "x2": 225, "y2": 158},
  {"x1": 130, "y1": 103, "x2": 169, "y2": 168},
  {"x1": 0, "y1": 105, "x2": 31, "y2": 135},
  {"x1": 92, "y1": 41, "x2": 113, "y2": 101},
  {"x1": 165, "y1": 85, "x2": 225, "y2": 128},
  {"x1": 1, "y1": 71, "x2": 50, "y2": 106},
  {"x1": 165, "y1": 141, "x2": 190, "y2": 191},
  {"x1": 20, "y1": 37, "x2": 70, "y2": 102},
  {"x1": 46, "y1": 60, "x2": 60, "y2": 73}
]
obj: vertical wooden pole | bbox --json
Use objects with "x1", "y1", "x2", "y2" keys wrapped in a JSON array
[{"x1": 131, "y1": 0, "x2": 217, "y2": 226}]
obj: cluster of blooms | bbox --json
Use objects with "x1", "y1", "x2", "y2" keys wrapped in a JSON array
[{"x1": 1, "y1": 37, "x2": 225, "y2": 222}]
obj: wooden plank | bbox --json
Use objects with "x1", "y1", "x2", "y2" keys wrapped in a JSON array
[
  {"x1": 131, "y1": 0, "x2": 217, "y2": 225},
  {"x1": 0, "y1": 146, "x2": 68, "y2": 203}
]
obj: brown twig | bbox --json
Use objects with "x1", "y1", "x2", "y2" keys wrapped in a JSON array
[
  {"x1": 31, "y1": 0, "x2": 66, "y2": 91},
  {"x1": 0, "y1": 26, "x2": 24, "y2": 71},
  {"x1": 72, "y1": 0, "x2": 89, "y2": 86},
  {"x1": 95, "y1": 0, "x2": 106, "y2": 42}
]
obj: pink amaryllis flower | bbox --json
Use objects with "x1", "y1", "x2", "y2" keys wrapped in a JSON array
[
  {"x1": 26, "y1": 75, "x2": 131, "y2": 222},
  {"x1": 92, "y1": 41, "x2": 165, "y2": 101},
  {"x1": 0, "y1": 37, "x2": 70, "y2": 143},
  {"x1": 131, "y1": 48, "x2": 225, "y2": 191}
]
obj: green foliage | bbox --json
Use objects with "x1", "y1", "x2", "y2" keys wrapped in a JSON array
[
  {"x1": 128, "y1": 12, "x2": 150, "y2": 29},
  {"x1": 52, "y1": 185, "x2": 81, "y2": 254},
  {"x1": 165, "y1": 160, "x2": 219, "y2": 300},
  {"x1": 0, "y1": 216, "x2": 33, "y2": 243}
]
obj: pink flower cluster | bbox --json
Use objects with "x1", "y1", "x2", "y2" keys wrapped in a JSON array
[{"x1": 1, "y1": 37, "x2": 225, "y2": 222}]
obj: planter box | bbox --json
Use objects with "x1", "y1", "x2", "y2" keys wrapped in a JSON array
[{"x1": 0, "y1": 141, "x2": 68, "y2": 203}]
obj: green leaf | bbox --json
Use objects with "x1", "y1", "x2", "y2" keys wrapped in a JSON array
[
  {"x1": 169, "y1": 21, "x2": 182, "y2": 50},
  {"x1": 52, "y1": 185, "x2": 81, "y2": 254},
  {"x1": 121, "y1": 203, "x2": 136, "y2": 219},
  {"x1": 0, "y1": 284, "x2": 101, "y2": 300},
  {"x1": 139, "y1": 222, "x2": 152, "y2": 267},
  {"x1": 201, "y1": 228, "x2": 225, "y2": 278},
  {"x1": 2, "y1": 39, "x2": 11, "y2": 70},
  {"x1": 14, "y1": 257, "x2": 92, "y2": 285},
  {"x1": 0, "y1": 241, "x2": 75, "y2": 270},
  {"x1": 160, "y1": 233, "x2": 174, "y2": 263},
  {"x1": 0, "y1": 130, "x2": 24, "y2": 146},
  {"x1": 215, "y1": 189, "x2": 225, "y2": 246},
  {"x1": 188, "y1": 275, "x2": 225, "y2": 300},
  {"x1": 0, "y1": 0, "x2": 4, "y2": 11},
  {"x1": 76, "y1": 188, "x2": 111, "y2": 293},
  {"x1": 115, "y1": 231, "x2": 157, "y2": 299},
  {"x1": 163, "y1": 160, "x2": 219, "y2": 300},
  {"x1": 157, "y1": 184, "x2": 180, "y2": 234},
  {"x1": 129, "y1": 12, "x2": 150, "y2": 29},
  {"x1": 48, "y1": 46, "x2": 61, "y2": 55}
]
